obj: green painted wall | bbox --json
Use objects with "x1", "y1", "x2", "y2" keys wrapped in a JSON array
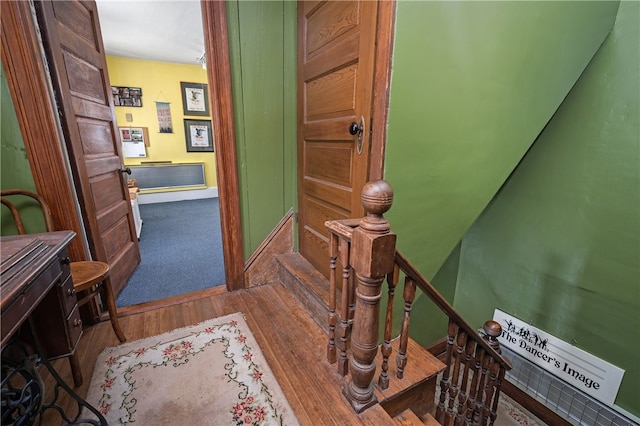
[
  {"x1": 227, "y1": 0, "x2": 297, "y2": 260},
  {"x1": 454, "y1": 2, "x2": 639, "y2": 415},
  {"x1": 0, "y1": 62, "x2": 44, "y2": 235},
  {"x1": 382, "y1": 0, "x2": 619, "y2": 345}
]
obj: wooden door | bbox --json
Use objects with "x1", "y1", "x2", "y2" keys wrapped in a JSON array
[
  {"x1": 298, "y1": 1, "x2": 379, "y2": 276},
  {"x1": 34, "y1": 0, "x2": 140, "y2": 295}
]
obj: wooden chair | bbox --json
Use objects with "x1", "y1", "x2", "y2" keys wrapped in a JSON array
[{"x1": 1, "y1": 189, "x2": 126, "y2": 386}]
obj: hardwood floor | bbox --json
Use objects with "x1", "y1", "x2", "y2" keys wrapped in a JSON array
[{"x1": 41, "y1": 282, "x2": 396, "y2": 425}]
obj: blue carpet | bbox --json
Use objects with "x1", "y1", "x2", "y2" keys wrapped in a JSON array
[{"x1": 116, "y1": 198, "x2": 226, "y2": 307}]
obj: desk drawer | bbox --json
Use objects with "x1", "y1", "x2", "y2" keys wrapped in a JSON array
[
  {"x1": 59, "y1": 275, "x2": 76, "y2": 316},
  {"x1": 66, "y1": 306, "x2": 83, "y2": 351},
  {"x1": 1, "y1": 257, "x2": 63, "y2": 346}
]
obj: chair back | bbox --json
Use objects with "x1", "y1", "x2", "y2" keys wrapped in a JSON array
[{"x1": 1, "y1": 189, "x2": 55, "y2": 234}]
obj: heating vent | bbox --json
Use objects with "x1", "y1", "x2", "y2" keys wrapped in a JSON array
[
  {"x1": 128, "y1": 163, "x2": 206, "y2": 191},
  {"x1": 502, "y1": 346, "x2": 637, "y2": 426}
]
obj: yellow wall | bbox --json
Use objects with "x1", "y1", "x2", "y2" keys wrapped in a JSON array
[{"x1": 106, "y1": 56, "x2": 216, "y2": 189}]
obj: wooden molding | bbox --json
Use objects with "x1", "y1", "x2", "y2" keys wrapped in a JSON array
[
  {"x1": 369, "y1": 0, "x2": 397, "y2": 181},
  {"x1": 244, "y1": 210, "x2": 295, "y2": 287},
  {"x1": 201, "y1": 1, "x2": 244, "y2": 291}
]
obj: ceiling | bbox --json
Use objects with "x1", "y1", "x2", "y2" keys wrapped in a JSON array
[{"x1": 95, "y1": 0, "x2": 205, "y2": 65}]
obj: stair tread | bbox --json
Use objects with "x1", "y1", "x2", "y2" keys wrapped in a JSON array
[
  {"x1": 277, "y1": 252, "x2": 330, "y2": 304},
  {"x1": 394, "y1": 409, "x2": 424, "y2": 425},
  {"x1": 374, "y1": 337, "x2": 445, "y2": 403}
]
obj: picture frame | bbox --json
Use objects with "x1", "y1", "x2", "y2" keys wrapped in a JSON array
[
  {"x1": 184, "y1": 119, "x2": 214, "y2": 152},
  {"x1": 112, "y1": 86, "x2": 142, "y2": 107},
  {"x1": 180, "y1": 82, "x2": 209, "y2": 116}
]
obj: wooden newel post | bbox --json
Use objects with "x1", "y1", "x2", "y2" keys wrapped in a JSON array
[{"x1": 343, "y1": 180, "x2": 396, "y2": 413}]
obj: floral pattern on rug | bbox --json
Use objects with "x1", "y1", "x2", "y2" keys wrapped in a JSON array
[
  {"x1": 88, "y1": 313, "x2": 297, "y2": 425},
  {"x1": 498, "y1": 394, "x2": 544, "y2": 426}
]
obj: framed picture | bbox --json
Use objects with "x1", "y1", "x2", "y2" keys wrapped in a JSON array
[
  {"x1": 112, "y1": 86, "x2": 142, "y2": 107},
  {"x1": 184, "y1": 119, "x2": 214, "y2": 152},
  {"x1": 180, "y1": 82, "x2": 209, "y2": 116}
]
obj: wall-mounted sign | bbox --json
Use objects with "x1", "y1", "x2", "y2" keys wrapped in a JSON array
[
  {"x1": 493, "y1": 309, "x2": 624, "y2": 407},
  {"x1": 120, "y1": 127, "x2": 148, "y2": 158}
]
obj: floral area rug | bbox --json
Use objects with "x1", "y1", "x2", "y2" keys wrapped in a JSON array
[
  {"x1": 495, "y1": 393, "x2": 545, "y2": 426},
  {"x1": 85, "y1": 312, "x2": 299, "y2": 425}
]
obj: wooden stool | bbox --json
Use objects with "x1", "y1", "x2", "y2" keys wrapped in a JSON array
[{"x1": 68, "y1": 261, "x2": 126, "y2": 386}]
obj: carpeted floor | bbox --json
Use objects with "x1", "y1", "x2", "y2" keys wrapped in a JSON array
[{"x1": 116, "y1": 198, "x2": 226, "y2": 307}]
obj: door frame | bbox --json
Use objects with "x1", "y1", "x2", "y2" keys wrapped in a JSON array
[
  {"x1": 1, "y1": 0, "x2": 245, "y2": 292},
  {"x1": 201, "y1": 1, "x2": 244, "y2": 291}
]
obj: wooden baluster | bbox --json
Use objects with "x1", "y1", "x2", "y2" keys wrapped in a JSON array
[
  {"x1": 395, "y1": 276, "x2": 416, "y2": 379},
  {"x1": 482, "y1": 320, "x2": 504, "y2": 426},
  {"x1": 337, "y1": 237, "x2": 351, "y2": 376},
  {"x1": 343, "y1": 180, "x2": 396, "y2": 413},
  {"x1": 454, "y1": 338, "x2": 476, "y2": 424},
  {"x1": 464, "y1": 343, "x2": 483, "y2": 425},
  {"x1": 348, "y1": 255, "x2": 356, "y2": 323},
  {"x1": 489, "y1": 366, "x2": 506, "y2": 426},
  {"x1": 436, "y1": 318, "x2": 457, "y2": 423},
  {"x1": 472, "y1": 350, "x2": 492, "y2": 425},
  {"x1": 445, "y1": 330, "x2": 467, "y2": 424},
  {"x1": 327, "y1": 232, "x2": 338, "y2": 364},
  {"x1": 378, "y1": 263, "x2": 399, "y2": 389},
  {"x1": 482, "y1": 361, "x2": 500, "y2": 426}
]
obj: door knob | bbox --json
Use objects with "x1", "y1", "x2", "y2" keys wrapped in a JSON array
[
  {"x1": 349, "y1": 116, "x2": 366, "y2": 155},
  {"x1": 349, "y1": 122, "x2": 362, "y2": 136},
  {"x1": 121, "y1": 166, "x2": 132, "y2": 175}
]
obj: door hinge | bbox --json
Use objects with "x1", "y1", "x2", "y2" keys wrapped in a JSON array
[{"x1": 294, "y1": 211, "x2": 299, "y2": 223}]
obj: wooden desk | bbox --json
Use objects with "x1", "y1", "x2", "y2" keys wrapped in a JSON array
[
  {"x1": 1, "y1": 231, "x2": 80, "y2": 354},
  {"x1": 1, "y1": 231, "x2": 105, "y2": 424}
]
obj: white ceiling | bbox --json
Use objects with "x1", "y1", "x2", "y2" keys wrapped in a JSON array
[{"x1": 96, "y1": 0, "x2": 205, "y2": 65}]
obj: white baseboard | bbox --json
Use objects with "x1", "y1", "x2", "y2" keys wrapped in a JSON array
[{"x1": 137, "y1": 187, "x2": 218, "y2": 204}]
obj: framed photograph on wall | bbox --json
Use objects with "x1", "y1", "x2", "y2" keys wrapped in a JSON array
[
  {"x1": 180, "y1": 82, "x2": 209, "y2": 116},
  {"x1": 112, "y1": 86, "x2": 142, "y2": 107},
  {"x1": 184, "y1": 119, "x2": 214, "y2": 152}
]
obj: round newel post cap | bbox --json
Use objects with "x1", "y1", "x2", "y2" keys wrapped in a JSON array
[
  {"x1": 483, "y1": 320, "x2": 502, "y2": 338},
  {"x1": 483, "y1": 320, "x2": 502, "y2": 353},
  {"x1": 361, "y1": 180, "x2": 393, "y2": 216},
  {"x1": 359, "y1": 180, "x2": 393, "y2": 233}
]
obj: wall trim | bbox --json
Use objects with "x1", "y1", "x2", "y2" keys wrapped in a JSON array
[{"x1": 137, "y1": 187, "x2": 218, "y2": 204}]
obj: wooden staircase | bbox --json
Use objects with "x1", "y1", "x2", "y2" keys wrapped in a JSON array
[
  {"x1": 275, "y1": 180, "x2": 512, "y2": 425},
  {"x1": 277, "y1": 251, "x2": 446, "y2": 423}
]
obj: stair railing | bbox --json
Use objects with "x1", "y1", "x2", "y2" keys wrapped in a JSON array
[
  {"x1": 394, "y1": 251, "x2": 513, "y2": 426},
  {"x1": 325, "y1": 179, "x2": 512, "y2": 425}
]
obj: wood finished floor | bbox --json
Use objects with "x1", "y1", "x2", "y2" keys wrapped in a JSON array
[{"x1": 42, "y1": 282, "x2": 395, "y2": 425}]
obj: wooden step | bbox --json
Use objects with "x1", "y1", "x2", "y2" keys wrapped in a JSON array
[
  {"x1": 393, "y1": 409, "x2": 441, "y2": 425},
  {"x1": 277, "y1": 252, "x2": 331, "y2": 334},
  {"x1": 422, "y1": 412, "x2": 440, "y2": 425},
  {"x1": 375, "y1": 337, "x2": 446, "y2": 419},
  {"x1": 394, "y1": 409, "x2": 425, "y2": 425}
]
